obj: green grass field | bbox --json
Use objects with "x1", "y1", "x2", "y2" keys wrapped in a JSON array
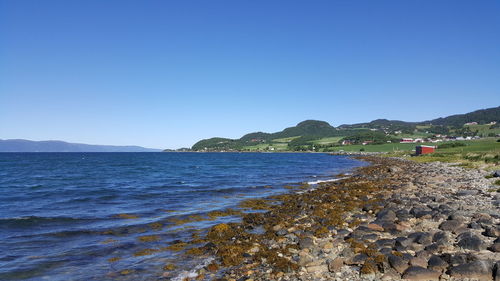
[
  {"x1": 311, "y1": 137, "x2": 343, "y2": 145},
  {"x1": 272, "y1": 136, "x2": 300, "y2": 143},
  {"x1": 327, "y1": 142, "x2": 436, "y2": 152},
  {"x1": 325, "y1": 138, "x2": 499, "y2": 168},
  {"x1": 464, "y1": 124, "x2": 500, "y2": 137},
  {"x1": 238, "y1": 135, "x2": 499, "y2": 166},
  {"x1": 394, "y1": 138, "x2": 499, "y2": 169},
  {"x1": 241, "y1": 142, "x2": 289, "y2": 151}
]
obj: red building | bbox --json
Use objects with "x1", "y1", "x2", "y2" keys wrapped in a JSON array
[{"x1": 416, "y1": 145, "x2": 435, "y2": 155}]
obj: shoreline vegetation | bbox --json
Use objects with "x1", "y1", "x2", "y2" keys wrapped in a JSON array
[
  {"x1": 186, "y1": 106, "x2": 499, "y2": 154},
  {"x1": 161, "y1": 156, "x2": 499, "y2": 281}
]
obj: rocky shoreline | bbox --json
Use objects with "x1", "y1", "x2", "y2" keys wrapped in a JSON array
[{"x1": 174, "y1": 157, "x2": 499, "y2": 281}]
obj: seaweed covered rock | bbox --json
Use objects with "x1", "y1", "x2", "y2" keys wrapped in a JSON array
[{"x1": 207, "y1": 223, "x2": 236, "y2": 241}]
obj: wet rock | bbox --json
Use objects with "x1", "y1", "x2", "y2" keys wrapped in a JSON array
[
  {"x1": 449, "y1": 260, "x2": 493, "y2": 280},
  {"x1": 457, "y1": 232, "x2": 487, "y2": 251},
  {"x1": 202, "y1": 242, "x2": 217, "y2": 252},
  {"x1": 492, "y1": 170, "x2": 500, "y2": 177},
  {"x1": 438, "y1": 220, "x2": 463, "y2": 233},
  {"x1": 388, "y1": 254, "x2": 409, "y2": 274}
]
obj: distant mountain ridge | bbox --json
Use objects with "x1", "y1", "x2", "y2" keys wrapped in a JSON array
[
  {"x1": 192, "y1": 106, "x2": 500, "y2": 151},
  {"x1": 0, "y1": 139, "x2": 161, "y2": 152}
]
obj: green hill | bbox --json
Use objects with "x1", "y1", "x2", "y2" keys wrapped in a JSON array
[
  {"x1": 191, "y1": 106, "x2": 500, "y2": 152},
  {"x1": 424, "y1": 106, "x2": 500, "y2": 127}
]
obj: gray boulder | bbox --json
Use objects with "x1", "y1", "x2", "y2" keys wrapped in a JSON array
[
  {"x1": 433, "y1": 231, "x2": 451, "y2": 245},
  {"x1": 449, "y1": 260, "x2": 494, "y2": 280},
  {"x1": 388, "y1": 254, "x2": 409, "y2": 274},
  {"x1": 409, "y1": 232, "x2": 432, "y2": 245},
  {"x1": 299, "y1": 237, "x2": 314, "y2": 249},
  {"x1": 457, "y1": 232, "x2": 487, "y2": 251},
  {"x1": 483, "y1": 225, "x2": 500, "y2": 238},
  {"x1": 401, "y1": 266, "x2": 441, "y2": 280},
  {"x1": 439, "y1": 220, "x2": 463, "y2": 233},
  {"x1": 494, "y1": 262, "x2": 500, "y2": 281},
  {"x1": 376, "y1": 209, "x2": 397, "y2": 221},
  {"x1": 427, "y1": 255, "x2": 448, "y2": 272},
  {"x1": 489, "y1": 242, "x2": 500, "y2": 252}
]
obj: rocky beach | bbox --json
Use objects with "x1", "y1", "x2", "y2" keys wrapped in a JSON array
[{"x1": 176, "y1": 156, "x2": 500, "y2": 281}]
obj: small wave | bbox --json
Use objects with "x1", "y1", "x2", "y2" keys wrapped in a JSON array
[
  {"x1": 307, "y1": 176, "x2": 348, "y2": 185},
  {"x1": 171, "y1": 257, "x2": 215, "y2": 281}
]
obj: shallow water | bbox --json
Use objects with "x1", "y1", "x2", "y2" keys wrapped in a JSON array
[{"x1": 0, "y1": 152, "x2": 365, "y2": 280}]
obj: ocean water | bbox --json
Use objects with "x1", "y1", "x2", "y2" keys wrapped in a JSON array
[{"x1": 0, "y1": 152, "x2": 365, "y2": 280}]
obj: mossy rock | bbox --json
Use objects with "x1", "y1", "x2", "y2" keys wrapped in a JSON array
[
  {"x1": 207, "y1": 223, "x2": 236, "y2": 241},
  {"x1": 313, "y1": 226, "x2": 329, "y2": 237},
  {"x1": 115, "y1": 213, "x2": 138, "y2": 219},
  {"x1": 360, "y1": 259, "x2": 378, "y2": 275},
  {"x1": 133, "y1": 248, "x2": 159, "y2": 256},
  {"x1": 165, "y1": 242, "x2": 188, "y2": 251},
  {"x1": 185, "y1": 247, "x2": 203, "y2": 256},
  {"x1": 239, "y1": 198, "x2": 273, "y2": 210},
  {"x1": 206, "y1": 262, "x2": 219, "y2": 272},
  {"x1": 163, "y1": 263, "x2": 176, "y2": 271},
  {"x1": 149, "y1": 222, "x2": 163, "y2": 230},
  {"x1": 138, "y1": 235, "x2": 160, "y2": 242},
  {"x1": 108, "y1": 257, "x2": 121, "y2": 263}
]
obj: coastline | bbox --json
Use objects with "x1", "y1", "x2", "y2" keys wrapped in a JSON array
[{"x1": 171, "y1": 156, "x2": 500, "y2": 281}]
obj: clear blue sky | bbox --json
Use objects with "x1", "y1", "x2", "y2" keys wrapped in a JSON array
[{"x1": 1, "y1": 0, "x2": 499, "y2": 149}]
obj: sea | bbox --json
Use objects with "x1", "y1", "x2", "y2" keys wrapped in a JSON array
[{"x1": 0, "y1": 152, "x2": 366, "y2": 281}]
